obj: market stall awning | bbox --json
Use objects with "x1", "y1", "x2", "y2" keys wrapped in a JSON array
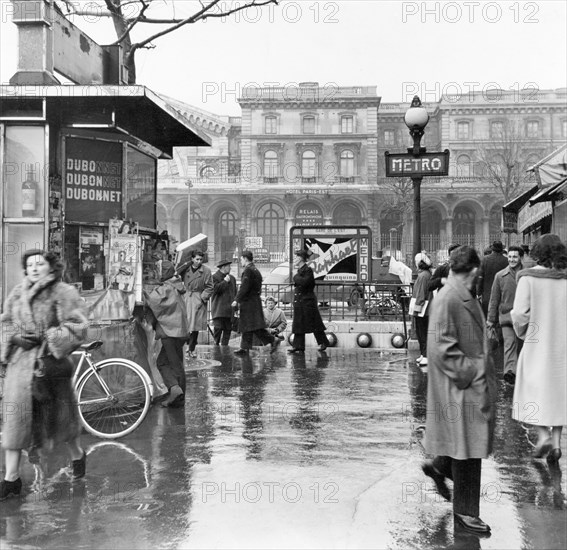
[
  {"x1": 0, "y1": 85, "x2": 211, "y2": 156},
  {"x1": 502, "y1": 185, "x2": 539, "y2": 213},
  {"x1": 530, "y1": 177, "x2": 567, "y2": 204},
  {"x1": 527, "y1": 143, "x2": 567, "y2": 186}
]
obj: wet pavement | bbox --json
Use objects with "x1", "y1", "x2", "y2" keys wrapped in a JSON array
[{"x1": 1, "y1": 344, "x2": 566, "y2": 549}]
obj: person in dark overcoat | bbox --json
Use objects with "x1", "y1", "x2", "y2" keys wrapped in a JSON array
[
  {"x1": 0, "y1": 250, "x2": 89, "y2": 501},
  {"x1": 177, "y1": 249, "x2": 214, "y2": 358},
  {"x1": 210, "y1": 259, "x2": 237, "y2": 345},
  {"x1": 231, "y1": 251, "x2": 276, "y2": 355},
  {"x1": 421, "y1": 246, "x2": 496, "y2": 535},
  {"x1": 476, "y1": 240, "x2": 508, "y2": 317},
  {"x1": 288, "y1": 250, "x2": 329, "y2": 353}
]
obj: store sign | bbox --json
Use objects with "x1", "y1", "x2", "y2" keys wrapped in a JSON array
[
  {"x1": 296, "y1": 204, "x2": 324, "y2": 225},
  {"x1": 245, "y1": 237, "x2": 263, "y2": 249},
  {"x1": 385, "y1": 151, "x2": 450, "y2": 177},
  {"x1": 65, "y1": 137, "x2": 123, "y2": 223}
]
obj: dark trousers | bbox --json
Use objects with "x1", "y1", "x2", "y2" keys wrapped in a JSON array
[
  {"x1": 157, "y1": 337, "x2": 186, "y2": 393},
  {"x1": 433, "y1": 456, "x2": 482, "y2": 516},
  {"x1": 212, "y1": 317, "x2": 232, "y2": 345},
  {"x1": 186, "y1": 331, "x2": 199, "y2": 352},
  {"x1": 414, "y1": 316, "x2": 429, "y2": 356},
  {"x1": 292, "y1": 331, "x2": 329, "y2": 350},
  {"x1": 240, "y1": 329, "x2": 274, "y2": 349}
]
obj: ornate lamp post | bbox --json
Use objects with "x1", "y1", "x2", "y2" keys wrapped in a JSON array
[{"x1": 404, "y1": 96, "x2": 430, "y2": 258}]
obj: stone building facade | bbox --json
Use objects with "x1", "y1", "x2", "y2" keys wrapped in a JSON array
[{"x1": 157, "y1": 85, "x2": 567, "y2": 266}]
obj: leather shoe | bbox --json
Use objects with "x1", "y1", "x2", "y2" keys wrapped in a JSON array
[
  {"x1": 0, "y1": 478, "x2": 22, "y2": 501},
  {"x1": 161, "y1": 385, "x2": 184, "y2": 408},
  {"x1": 503, "y1": 370, "x2": 516, "y2": 385},
  {"x1": 453, "y1": 513, "x2": 491, "y2": 533},
  {"x1": 71, "y1": 451, "x2": 87, "y2": 480},
  {"x1": 533, "y1": 437, "x2": 552, "y2": 458},
  {"x1": 421, "y1": 461, "x2": 451, "y2": 502},
  {"x1": 318, "y1": 344, "x2": 328, "y2": 352},
  {"x1": 287, "y1": 348, "x2": 304, "y2": 354},
  {"x1": 234, "y1": 348, "x2": 248, "y2": 356},
  {"x1": 546, "y1": 448, "x2": 562, "y2": 463}
]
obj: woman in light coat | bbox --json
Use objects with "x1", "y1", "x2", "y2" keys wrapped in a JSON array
[
  {"x1": 511, "y1": 234, "x2": 567, "y2": 462},
  {"x1": 0, "y1": 250, "x2": 88, "y2": 501},
  {"x1": 422, "y1": 246, "x2": 496, "y2": 534}
]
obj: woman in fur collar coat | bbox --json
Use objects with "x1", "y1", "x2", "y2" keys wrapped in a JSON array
[{"x1": 0, "y1": 250, "x2": 88, "y2": 500}]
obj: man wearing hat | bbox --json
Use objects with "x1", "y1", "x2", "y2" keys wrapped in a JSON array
[
  {"x1": 211, "y1": 259, "x2": 237, "y2": 345},
  {"x1": 476, "y1": 241, "x2": 508, "y2": 317}
]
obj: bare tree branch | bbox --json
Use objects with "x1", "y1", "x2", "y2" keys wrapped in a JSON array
[{"x1": 474, "y1": 120, "x2": 543, "y2": 202}]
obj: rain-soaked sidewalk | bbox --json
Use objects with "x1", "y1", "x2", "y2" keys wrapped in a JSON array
[{"x1": 1, "y1": 344, "x2": 566, "y2": 549}]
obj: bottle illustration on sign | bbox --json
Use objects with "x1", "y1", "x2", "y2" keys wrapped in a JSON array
[{"x1": 22, "y1": 164, "x2": 37, "y2": 217}]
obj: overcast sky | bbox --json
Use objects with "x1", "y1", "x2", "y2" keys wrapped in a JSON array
[{"x1": 1, "y1": 0, "x2": 566, "y2": 115}]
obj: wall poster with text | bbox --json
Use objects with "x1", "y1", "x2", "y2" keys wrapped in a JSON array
[{"x1": 64, "y1": 137, "x2": 123, "y2": 223}]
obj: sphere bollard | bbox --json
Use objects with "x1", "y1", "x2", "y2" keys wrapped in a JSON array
[
  {"x1": 288, "y1": 333, "x2": 295, "y2": 347},
  {"x1": 391, "y1": 333, "x2": 406, "y2": 349},
  {"x1": 356, "y1": 332, "x2": 372, "y2": 348},
  {"x1": 325, "y1": 332, "x2": 338, "y2": 347}
]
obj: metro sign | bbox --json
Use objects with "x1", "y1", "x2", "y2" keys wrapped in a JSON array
[{"x1": 385, "y1": 150, "x2": 450, "y2": 177}]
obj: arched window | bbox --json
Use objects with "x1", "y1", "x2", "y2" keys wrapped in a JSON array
[
  {"x1": 340, "y1": 150, "x2": 355, "y2": 181},
  {"x1": 181, "y1": 207, "x2": 202, "y2": 241},
  {"x1": 456, "y1": 154, "x2": 471, "y2": 177},
  {"x1": 301, "y1": 150, "x2": 317, "y2": 183},
  {"x1": 200, "y1": 165, "x2": 216, "y2": 179},
  {"x1": 257, "y1": 202, "x2": 285, "y2": 255},
  {"x1": 453, "y1": 205, "x2": 476, "y2": 246},
  {"x1": 217, "y1": 209, "x2": 237, "y2": 259},
  {"x1": 333, "y1": 203, "x2": 361, "y2": 225},
  {"x1": 421, "y1": 206, "x2": 442, "y2": 251},
  {"x1": 380, "y1": 210, "x2": 403, "y2": 252},
  {"x1": 263, "y1": 150, "x2": 279, "y2": 182}
]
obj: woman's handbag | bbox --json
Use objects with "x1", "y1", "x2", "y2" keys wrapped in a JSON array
[{"x1": 32, "y1": 341, "x2": 74, "y2": 403}]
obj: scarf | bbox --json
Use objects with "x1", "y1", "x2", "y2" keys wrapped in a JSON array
[{"x1": 517, "y1": 267, "x2": 567, "y2": 281}]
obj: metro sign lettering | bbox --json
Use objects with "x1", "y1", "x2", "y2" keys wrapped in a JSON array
[{"x1": 385, "y1": 150, "x2": 450, "y2": 177}]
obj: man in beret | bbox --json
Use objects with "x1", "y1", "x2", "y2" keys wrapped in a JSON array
[{"x1": 211, "y1": 259, "x2": 237, "y2": 345}]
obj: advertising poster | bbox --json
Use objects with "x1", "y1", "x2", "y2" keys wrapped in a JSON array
[
  {"x1": 290, "y1": 226, "x2": 371, "y2": 283},
  {"x1": 65, "y1": 137, "x2": 123, "y2": 223},
  {"x1": 107, "y1": 233, "x2": 141, "y2": 301}
]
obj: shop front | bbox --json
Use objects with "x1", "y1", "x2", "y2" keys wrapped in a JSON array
[{"x1": 0, "y1": 85, "x2": 211, "y2": 308}]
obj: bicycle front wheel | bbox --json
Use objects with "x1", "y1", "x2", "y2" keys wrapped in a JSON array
[{"x1": 76, "y1": 360, "x2": 151, "y2": 439}]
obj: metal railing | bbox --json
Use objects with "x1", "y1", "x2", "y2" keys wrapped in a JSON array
[{"x1": 260, "y1": 282, "x2": 412, "y2": 322}]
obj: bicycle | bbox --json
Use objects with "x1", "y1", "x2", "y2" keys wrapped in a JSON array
[{"x1": 72, "y1": 341, "x2": 154, "y2": 439}]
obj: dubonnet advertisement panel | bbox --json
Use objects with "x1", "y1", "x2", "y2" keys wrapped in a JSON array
[{"x1": 64, "y1": 137, "x2": 123, "y2": 223}]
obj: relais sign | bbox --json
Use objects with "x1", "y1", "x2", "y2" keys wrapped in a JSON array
[{"x1": 385, "y1": 150, "x2": 450, "y2": 177}]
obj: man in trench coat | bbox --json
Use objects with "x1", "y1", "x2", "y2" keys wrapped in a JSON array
[
  {"x1": 178, "y1": 249, "x2": 214, "y2": 358},
  {"x1": 231, "y1": 250, "x2": 276, "y2": 355},
  {"x1": 422, "y1": 245, "x2": 496, "y2": 535}
]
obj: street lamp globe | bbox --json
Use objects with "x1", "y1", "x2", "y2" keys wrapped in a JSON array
[{"x1": 404, "y1": 96, "x2": 429, "y2": 130}]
